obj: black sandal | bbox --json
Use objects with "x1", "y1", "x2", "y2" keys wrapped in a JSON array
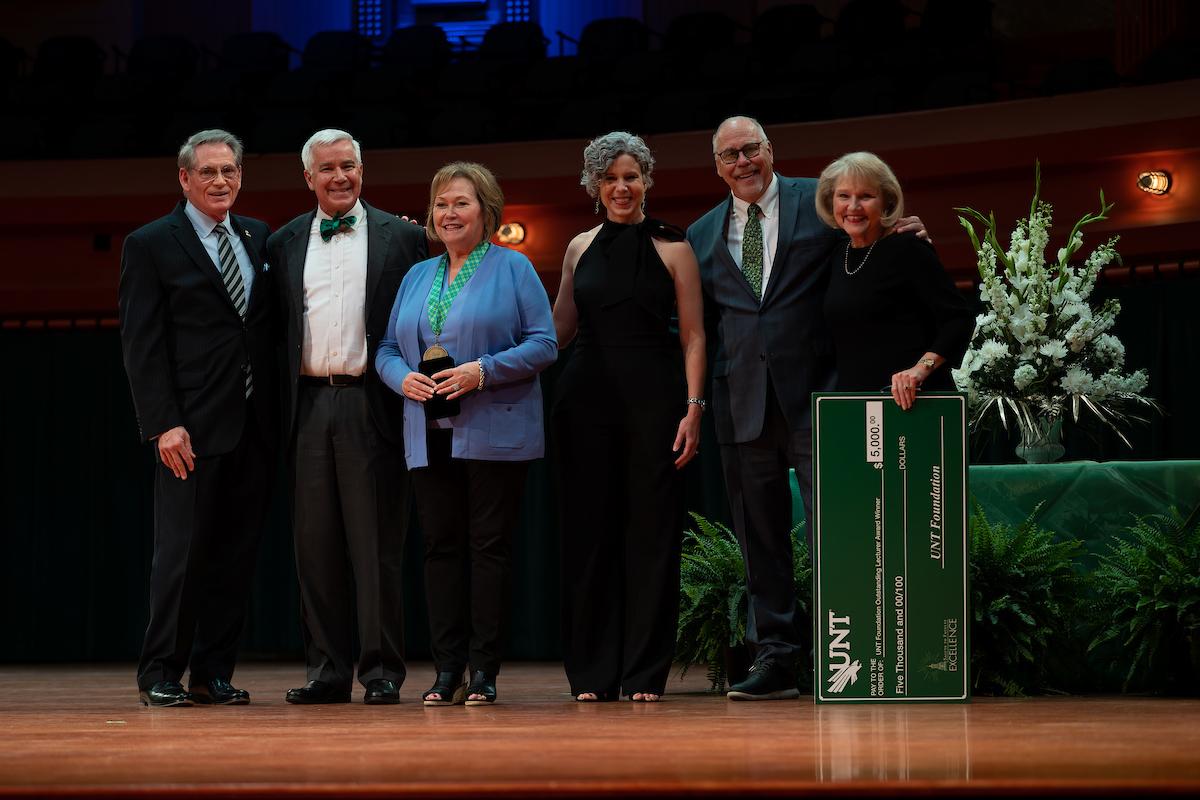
[
  {"x1": 422, "y1": 670, "x2": 466, "y2": 706},
  {"x1": 464, "y1": 669, "x2": 497, "y2": 706},
  {"x1": 573, "y1": 690, "x2": 617, "y2": 702}
]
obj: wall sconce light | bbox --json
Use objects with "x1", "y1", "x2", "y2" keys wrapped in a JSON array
[
  {"x1": 497, "y1": 222, "x2": 526, "y2": 245},
  {"x1": 1136, "y1": 170, "x2": 1171, "y2": 195}
]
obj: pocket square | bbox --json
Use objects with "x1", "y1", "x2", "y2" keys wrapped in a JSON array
[{"x1": 262, "y1": 263, "x2": 270, "y2": 273}]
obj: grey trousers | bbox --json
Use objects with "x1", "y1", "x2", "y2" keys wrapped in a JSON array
[
  {"x1": 292, "y1": 383, "x2": 408, "y2": 689},
  {"x1": 719, "y1": 386, "x2": 813, "y2": 667}
]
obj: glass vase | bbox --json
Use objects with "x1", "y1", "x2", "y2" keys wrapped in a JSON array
[{"x1": 1014, "y1": 417, "x2": 1065, "y2": 464}]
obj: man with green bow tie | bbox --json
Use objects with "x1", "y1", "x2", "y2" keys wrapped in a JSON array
[{"x1": 268, "y1": 129, "x2": 427, "y2": 706}]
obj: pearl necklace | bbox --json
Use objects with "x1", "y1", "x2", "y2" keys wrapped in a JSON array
[{"x1": 844, "y1": 239, "x2": 878, "y2": 276}]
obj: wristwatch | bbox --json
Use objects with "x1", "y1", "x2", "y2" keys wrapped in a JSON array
[{"x1": 688, "y1": 397, "x2": 707, "y2": 412}]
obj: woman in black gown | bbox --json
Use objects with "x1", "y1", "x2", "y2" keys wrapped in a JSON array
[
  {"x1": 552, "y1": 131, "x2": 705, "y2": 702},
  {"x1": 816, "y1": 152, "x2": 974, "y2": 406}
]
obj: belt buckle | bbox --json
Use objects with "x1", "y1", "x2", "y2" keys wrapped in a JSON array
[{"x1": 328, "y1": 374, "x2": 354, "y2": 387}]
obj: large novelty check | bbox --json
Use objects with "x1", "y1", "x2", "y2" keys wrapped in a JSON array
[{"x1": 812, "y1": 393, "x2": 970, "y2": 703}]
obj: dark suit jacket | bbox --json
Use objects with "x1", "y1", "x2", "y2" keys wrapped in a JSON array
[
  {"x1": 687, "y1": 174, "x2": 840, "y2": 444},
  {"x1": 119, "y1": 201, "x2": 278, "y2": 456},
  {"x1": 268, "y1": 201, "x2": 427, "y2": 446}
]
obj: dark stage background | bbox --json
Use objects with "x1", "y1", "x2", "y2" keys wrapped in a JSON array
[
  {"x1": 3, "y1": 0, "x2": 1199, "y2": 671},
  {"x1": 2, "y1": 273, "x2": 1195, "y2": 665}
]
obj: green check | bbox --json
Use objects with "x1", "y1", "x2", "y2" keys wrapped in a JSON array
[{"x1": 812, "y1": 393, "x2": 970, "y2": 703}]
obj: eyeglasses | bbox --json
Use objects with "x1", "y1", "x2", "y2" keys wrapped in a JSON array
[
  {"x1": 191, "y1": 165, "x2": 241, "y2": 183},
  {"x1": 715, "y1": 142, "x2": 764, "y2": 165}
]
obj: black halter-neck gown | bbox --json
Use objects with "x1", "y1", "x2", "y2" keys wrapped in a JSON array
[{"x1": 553, "y1": 218, "x2": 687, "y2": 699}]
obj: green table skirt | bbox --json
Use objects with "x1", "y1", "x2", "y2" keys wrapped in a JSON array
[{"x1": 795, "y1": 460, "x2": 1200, "y2": 557}]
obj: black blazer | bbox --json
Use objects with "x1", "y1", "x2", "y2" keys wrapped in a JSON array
[
  {"x1": 268, "y1": 201, "x2": 427, "y2": 446},
  {"x1": 687, "y1": 175, "x2": 841, "y2": 444},
  {"x1": 119, "y1": 201, "x2": 279, "y2": 456}
]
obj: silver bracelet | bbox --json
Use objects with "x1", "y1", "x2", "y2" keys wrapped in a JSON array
[
  {"x1": 688, "y1": 397, "x2": 706, "y2": 411},
  {"x1": 477, "y1": 357, "x2": 486, "y2": 391}
]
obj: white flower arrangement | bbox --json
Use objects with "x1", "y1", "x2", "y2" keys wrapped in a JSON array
[{"x1": 952, "y1": 163, "x2": 1159, "y2": 447}]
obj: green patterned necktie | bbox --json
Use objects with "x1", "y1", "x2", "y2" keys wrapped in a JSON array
[
  {"x1": 427, "y1": 241, "x2": 491, "y2": 337},
  {"x1": 743, "y1": 202, "x2": 763, "y2": 299}
]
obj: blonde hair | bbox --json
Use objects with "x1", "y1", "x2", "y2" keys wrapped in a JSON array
[
  {"x1": 816, "y1": 152, "x2": 904, "y2": 230},
  {"x1": 425, "y1": 162, "x2": 504, "y2": 243}
]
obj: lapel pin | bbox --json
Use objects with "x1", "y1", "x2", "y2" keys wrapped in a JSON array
[{"x1": 262, "y1": 263, "x2": 270, "y2": 273}]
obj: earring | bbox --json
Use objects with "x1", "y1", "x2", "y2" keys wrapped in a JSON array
[{"x1": 594, "y1": 198, "x2": 600, "y2": 215}]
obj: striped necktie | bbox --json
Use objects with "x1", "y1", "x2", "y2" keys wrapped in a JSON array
[
  {"x1": 743, "y1": 202, "x2": 763, "y2": 299},
  {"x1": 212, "y1": 224, "x2": 253, "y2": 398}
]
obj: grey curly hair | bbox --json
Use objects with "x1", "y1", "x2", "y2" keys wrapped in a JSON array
[{"x1": 579, "y1": 131, "x2": 655, "y2": 198}]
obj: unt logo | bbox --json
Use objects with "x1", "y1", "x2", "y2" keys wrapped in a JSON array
[{"x1": 827, "y1": 611, "x2": 862, "y2": 694}]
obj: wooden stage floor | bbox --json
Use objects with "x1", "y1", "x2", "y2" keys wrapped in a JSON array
[{"x1": 1, "y1": 663, "x2": 1198, "y2": 798}]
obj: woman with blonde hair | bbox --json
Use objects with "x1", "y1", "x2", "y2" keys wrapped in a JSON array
[
  {"x1": 376, "y1": 161, "x2": 556, "y2": 705},
  {"x1": 816, "y1": 151, "x2": 973, "y2": 407}
]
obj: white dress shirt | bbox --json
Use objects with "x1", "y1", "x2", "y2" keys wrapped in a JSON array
[
  {"x1": 726, "y1": 173, "x2": 781, "y2": 299},
  {"x1": 302, "y1": 200, "x2": 369, "y2": 377}
]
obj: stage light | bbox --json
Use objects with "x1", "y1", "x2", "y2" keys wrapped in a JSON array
[
  {"x1": 1136, "y1": 170, "x2": 1171, "y2": 195},
  {"x1": 497, "y1": 222, "x2": 526, "y2": 245}
]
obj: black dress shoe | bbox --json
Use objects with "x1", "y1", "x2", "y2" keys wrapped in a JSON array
[
  {"x1": 190, "y1": 678, "x2": 250, "y2": 705},
  {"x1": 285, "y1": 680, "x2": 351, "y2": 704},
  {"x1": 139, "y1": 681, "x2": 193, "y2": 707},
  {"x1": 727, "y1": 660, "x2": 801, "y2": 701},
  {"x1": 363, "y1": 678, "x2": 400, "y2": 705}
]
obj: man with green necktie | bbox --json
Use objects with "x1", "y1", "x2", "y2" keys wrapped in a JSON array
[{"x1": 686, "y1": 117, "x2": 927, "y2": 701}]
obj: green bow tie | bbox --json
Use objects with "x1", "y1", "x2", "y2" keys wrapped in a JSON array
[{"x1": 320, "y1": 214, "x2": 356, "y2": 242}]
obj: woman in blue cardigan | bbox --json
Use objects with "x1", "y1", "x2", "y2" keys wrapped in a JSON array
[{"x1": 376, "y1": 162, "x2": 556, "y2": 706}]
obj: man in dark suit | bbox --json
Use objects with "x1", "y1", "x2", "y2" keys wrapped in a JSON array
[
  {"x1": 119, "y1": 129, "x2": 278, "y2": 707},
  {"x1": 687, "y1": 116, "x2": 923, "y2": 701},
  {"x1": 268, "y1": 129, "x2": 426, "y2": 705}
]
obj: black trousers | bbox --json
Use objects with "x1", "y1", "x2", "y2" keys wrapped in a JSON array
[
  {"x1": 718, "y1": 381, "x2": 813, "y2": 667},
  {"x1": 555, "y1": 405, "x2": 685, "y2": 698},
  {"x1": 292, "y1": 383, "x2": 408, "y2": 689},
  {"x1": 410, "y1": 429, "x2": 528, "y2": 676},
  {"x1": 137, "y1": 404, "x2": 271, "y2": 691}
]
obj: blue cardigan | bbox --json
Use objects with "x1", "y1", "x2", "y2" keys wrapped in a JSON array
[{"x1": 376, "y1": 244, "x2": 557, "y2": 469}]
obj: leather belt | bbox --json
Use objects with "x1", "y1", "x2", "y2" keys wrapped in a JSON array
[{"x1": 301, "y1": 374, "x2": 364, "y2": 387}]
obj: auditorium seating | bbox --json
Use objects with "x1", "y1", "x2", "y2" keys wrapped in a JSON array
[{"x1": 5, "y1": 5, "x2": 1197, "y2": 160}]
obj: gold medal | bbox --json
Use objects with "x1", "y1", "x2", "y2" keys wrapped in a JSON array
[{"x1": 423, "y1": 344, "x2": 449, "y2": 360}]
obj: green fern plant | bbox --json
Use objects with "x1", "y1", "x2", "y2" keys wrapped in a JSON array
[
  {"x1": 676, "y1": 512, "x2": 810, "y2": 692},
  {"x1": 970, "y1": 501, "x2": 1084, "y2": 696},
  {"x1": 792, "y1": 527, "x2": 813, "y2": 689},
  {"x1": 1089, "y1": 508, "x2": 1200, "y2": 694}
]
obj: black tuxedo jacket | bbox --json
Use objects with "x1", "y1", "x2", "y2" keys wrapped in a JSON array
[
  {"x1": 686, "y1": 175, "x2": 841, "y2": 444},
  {"x1": 119, "y1": 201, "x2": 279, "y2": 456},
  {"x1": 268, "y1": 201, "x2": 427, "y2": 446}
]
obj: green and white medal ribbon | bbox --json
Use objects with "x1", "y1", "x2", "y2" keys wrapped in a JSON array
[{"x1": 424, "y1": 241, "x2": 490, "y2": 360}]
